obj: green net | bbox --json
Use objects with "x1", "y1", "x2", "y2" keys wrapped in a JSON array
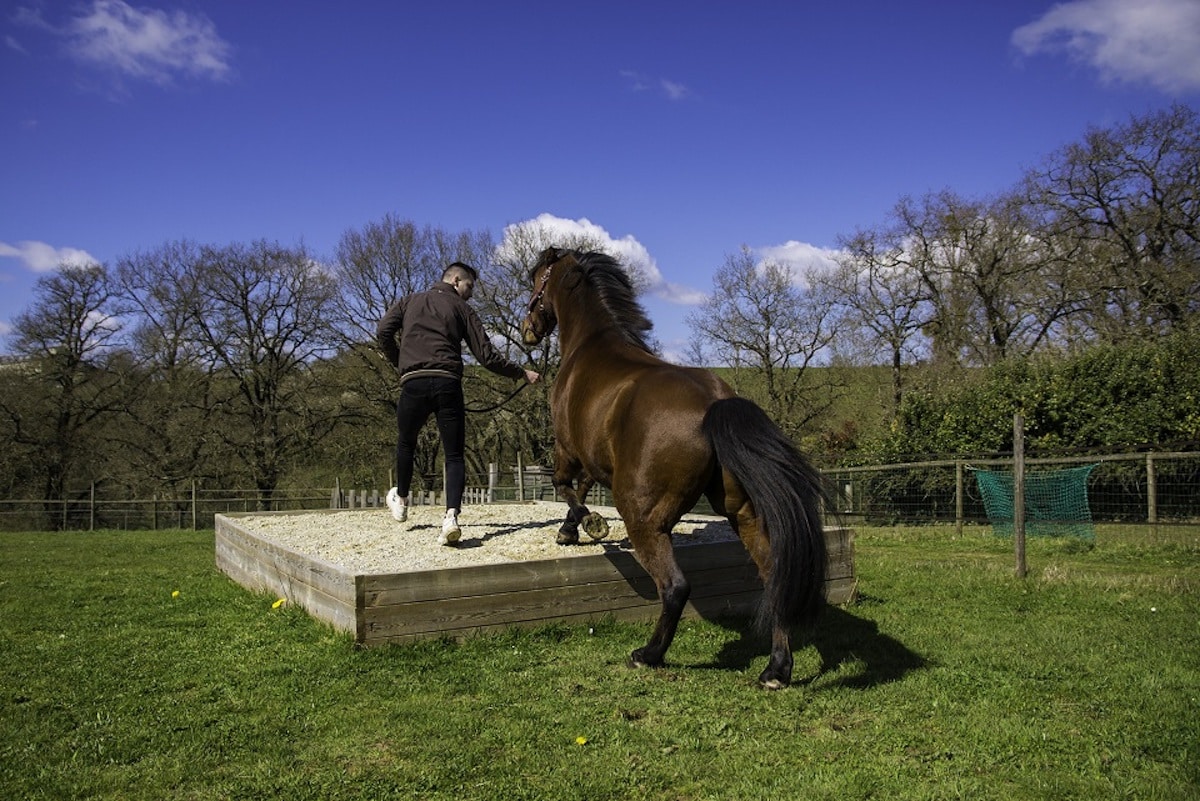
[{"x1": 973, "y1": 465, "x2": 1097, "y2": 540}]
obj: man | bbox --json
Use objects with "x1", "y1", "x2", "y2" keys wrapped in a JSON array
[{"x1": 376, "y1": 261, "x2": 540, "y2": 544}]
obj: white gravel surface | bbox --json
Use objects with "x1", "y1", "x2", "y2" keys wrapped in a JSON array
[{"x1": 235, "y1": 501, "x2": 736, "y2": 575}]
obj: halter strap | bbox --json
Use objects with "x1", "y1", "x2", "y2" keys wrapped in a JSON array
[{"x1": 526, "y1": 260, "x2": 554, "y2": 314}]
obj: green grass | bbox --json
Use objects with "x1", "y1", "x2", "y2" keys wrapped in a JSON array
[{"x1": 2, "y1": 526, "x2": 1197, "y2": 800}]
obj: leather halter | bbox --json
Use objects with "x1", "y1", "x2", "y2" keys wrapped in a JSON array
[{"x1": 526, "y1": 260, "x2": 554, "y2": 315}]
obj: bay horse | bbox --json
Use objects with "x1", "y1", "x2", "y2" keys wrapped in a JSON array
[{"x1": 521, "y1": 247, "x2": 828, "y2": 689}]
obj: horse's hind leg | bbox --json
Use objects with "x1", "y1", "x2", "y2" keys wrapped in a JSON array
[
  {"x1": 628, "y1": 527, "x2": 690, "y2": 669},
  {"x1": 761, "y1": 626, "x2": 794, "y2": 690},
  {"x1": 727, "y1": 499, "x2": 793, "y2": 689},
  {"x1": 554, "y1": 471, "x2": 609, "y2": 545}
]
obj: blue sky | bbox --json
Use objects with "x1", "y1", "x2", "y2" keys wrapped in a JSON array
[{"x1": 3, "y1": 0, "x2": 1199, "y2": 358}]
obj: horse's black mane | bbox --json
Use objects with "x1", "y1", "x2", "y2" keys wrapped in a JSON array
[{"x1": 573, "y1": 251, "x2": 654, "y2": 352}]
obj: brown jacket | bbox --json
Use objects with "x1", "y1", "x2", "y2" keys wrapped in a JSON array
[{"x1": 375, "y1": 281, "x2": 525, "y2": 383}]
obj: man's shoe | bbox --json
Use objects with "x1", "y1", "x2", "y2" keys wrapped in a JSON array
[
  {"x1": 386, "y1": 487, "x2": 408, "y2": 522},
  {"x1": 440, "y1": 510, "x2": 461, "y2": 545}
]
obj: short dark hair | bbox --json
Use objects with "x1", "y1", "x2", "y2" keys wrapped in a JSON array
[{"x1": 443, "y1": 261, "x2": 478, "y2": 282}]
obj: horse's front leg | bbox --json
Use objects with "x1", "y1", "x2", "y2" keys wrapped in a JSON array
[{"x1": 554, "y1": 471, "x2": 609, "y2": 545}]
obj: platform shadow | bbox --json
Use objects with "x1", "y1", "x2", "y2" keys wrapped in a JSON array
[{"x1": 698, "y1": 600, "x2": 926, "y2": 689}]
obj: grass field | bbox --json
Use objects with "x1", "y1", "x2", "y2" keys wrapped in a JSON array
[{"x1": 1, "y1": 523, "x2": 1197, "y2": 800}]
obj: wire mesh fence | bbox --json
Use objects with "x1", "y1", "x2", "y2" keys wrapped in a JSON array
[{"x1": 823, "y1": 451, "x2": 1200, "y2": 545}]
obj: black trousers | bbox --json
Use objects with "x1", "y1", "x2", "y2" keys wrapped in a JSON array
[{"x1": 394, "y1": 377, "x2": 465, "y2": 512}]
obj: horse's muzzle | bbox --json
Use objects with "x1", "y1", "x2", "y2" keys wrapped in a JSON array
[{"x1": 521, "y1": 319, "x2": 542, "y2": 346}]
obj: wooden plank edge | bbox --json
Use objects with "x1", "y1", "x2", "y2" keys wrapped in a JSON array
[{"x1": 359, "y1": 527, "x2": 854, "y2": 603}]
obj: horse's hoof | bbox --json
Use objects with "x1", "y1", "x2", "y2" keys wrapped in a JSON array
[
  {"x1": 556, "y1": 528, "x2": 580, "y2": 545},
  {"x1": 581, "y1": 513, "x2": 609, "y2": 541},
  {"x1": 627, "y1": 649, "x2": 660, "y2": 670},
  {"x1": 757, "y1": 669, "x2": 790, "y2": 690}
]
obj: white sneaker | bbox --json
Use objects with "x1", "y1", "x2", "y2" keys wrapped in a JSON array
[
  {"x1": 440, "y1": 510, "x2": 461, "y2": 545},
  {"x1": 386, "y1": 487, "x2": 408, "y2": 522}
]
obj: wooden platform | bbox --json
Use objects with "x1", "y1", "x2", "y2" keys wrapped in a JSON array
[{"x1": 215, "y1": 510, "x2": 857, "y2": 646}]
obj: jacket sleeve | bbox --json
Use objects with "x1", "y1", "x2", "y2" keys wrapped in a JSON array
[
  {"x1": 375, "y1": 300, "x2": 403, "y2": 367},
  {"x1": 462, "y1": 305, "x2": 525, "y2": 380}
]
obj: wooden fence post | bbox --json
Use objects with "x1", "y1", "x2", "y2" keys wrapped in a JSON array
[
  {"x1": 1146, "y1": 453, "x2": 1157, "y2": 524},
  {"x1": 1013, "y1": 413, "x2": 1027, "y2": 579},
  {"x1": 955, "y1": 459, "x2": 964, "y2": 537}
]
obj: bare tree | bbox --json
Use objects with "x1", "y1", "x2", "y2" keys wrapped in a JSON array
[
  {"x1": 109, "y1": 240, "x2": 231, "y2": 493},
  {"x1": 2, "y1": 263, "x2": 128, "y2": 520},
  {"x1": 189, "y1": 241, "x2": 343, "y2": 506},
  {"x1": 686, "y1": 248, "x2": 838, "y2": 437},
  {"x1": 895, "y1": 190, "x2": 1075, "y2": 366},
  {"x1": 1023, "y1": 103, "x2": 1200, "y2": 340},
  {"x1": 825, "y1": 226, "x2": 928, "y2": 412}
]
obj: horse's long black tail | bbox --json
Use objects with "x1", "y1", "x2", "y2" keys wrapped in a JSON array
[{"x1": 702, "y1": 397, "x2": 828, "y2": 631}]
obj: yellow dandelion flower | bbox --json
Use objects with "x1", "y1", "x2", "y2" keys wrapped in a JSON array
[
  {"x1": 171, "y1": 590, "x2": 180, "y2": 598},
  {"x1": 575, "y1": 736, "x2": 588, "y2": 746}
]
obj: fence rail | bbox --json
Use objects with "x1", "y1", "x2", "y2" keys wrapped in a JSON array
[
  {"x1": 0, "y1": 464, "x2": 615, "y2": 532},
  {"x1": 3, "y1": 452, "x2": 1195, "y2": 534}
]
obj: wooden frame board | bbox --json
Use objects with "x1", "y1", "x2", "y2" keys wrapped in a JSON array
[{"x1": 215, "y1": 511, "x2": 856, "y2": 646}]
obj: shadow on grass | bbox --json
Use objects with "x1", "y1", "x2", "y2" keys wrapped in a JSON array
[{"x1": 699, "y1": 599, "x2": 927, "y2": 689}]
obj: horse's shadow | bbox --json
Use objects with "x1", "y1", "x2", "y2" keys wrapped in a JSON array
[
  {"x1": 698, "y1": 598, "x2": 926, "y2": 688},
  {"x1": 462, "y1": 515, "x2": 637, "y2": 551},
  {"x1": 447, "y1": 516, "x2": 923, "y2": 688},
  {"x1": 468, "y1": 518, "x2": 588, "y2": 548},
  {"x1": 415, "y1": 517, "x2": 570, "y2": 550}
]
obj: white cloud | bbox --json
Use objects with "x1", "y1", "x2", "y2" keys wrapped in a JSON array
[
  {"x1": 660, "y1": 79, "x2": 689, "y2": 100},
  {"x1": 755, "y1": 240, "x2": 842, "y2": 286},
  {"x1": 5, "y1": 34, "x2": 28, "y2": 54},
  {"x1": 502, "y1": 214, "x2": 707, "y2": 306},
  {"x1": 655, "y1": 280, "x2": 708, "y2": 305},
  {"x1": 0, "y1": 240, "x2": 99, "y2": 272},
  {"x1": 19, "y1": 0, "x2": 233, "y2": 86},
  {"x1": 620, "y1": 70, "x2": 692, "y2": 101},
  {"x1": 1012, "y1": 0, "x2": 1200, "y2": 93}
]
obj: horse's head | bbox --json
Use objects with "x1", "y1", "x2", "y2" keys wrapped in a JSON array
[{"x1": 521, "y1": 247, "x2": 574, "y2": 345}]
